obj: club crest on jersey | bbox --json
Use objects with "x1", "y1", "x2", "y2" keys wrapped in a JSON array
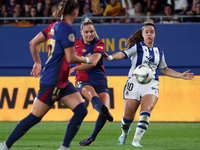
[
  {"x1": 82, "y1": 49, "x2": 86, "y2": 53},
  {"x1": 68, "y1": 34, "x2": 75, "y2": 42},
  {"x1": 126, "y1": 91, "x2": 129, "y2": 96}
]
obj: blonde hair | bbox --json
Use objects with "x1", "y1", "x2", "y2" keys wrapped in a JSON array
[
  {"x1": 53, "y1": 0, "x2": 79, "y2": 18},
  {"x1": 81, "y1": 18, "x2": 99, "y2": 39}
]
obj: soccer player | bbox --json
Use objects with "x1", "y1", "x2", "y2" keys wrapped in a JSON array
[
  {"x1": 104, "y1": 23, "x2": 194, "y2": 147},
  {"x1": 69, "y1": 18, "x2": 113, "y2": 146},
  {"x1": 0, "y1": 1, "x2": 93, "y2": 150}
]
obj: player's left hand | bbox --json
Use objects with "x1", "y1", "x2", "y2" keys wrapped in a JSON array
[
  {"x1": 182, "y1": 70, "x2": 194, "y2": 80},
  {"x1": 31, "y1": 62, "x2": 41, "y2": 78},
  {"x1": 69, "y1": 67, "x2": 76, "y2": 76}
]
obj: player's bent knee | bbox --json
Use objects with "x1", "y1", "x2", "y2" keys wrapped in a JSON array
[{"x1": 73, "y1": 102, "x2": 88, "y2": 117}]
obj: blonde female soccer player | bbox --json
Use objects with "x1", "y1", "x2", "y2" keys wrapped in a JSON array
[{"x1": 70, "y1": 18, "x2": 113, "y2": 146}]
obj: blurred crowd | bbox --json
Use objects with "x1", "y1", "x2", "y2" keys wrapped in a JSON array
[{"x1": 0, "y1": 0, "x2": 200, "y2": 25}]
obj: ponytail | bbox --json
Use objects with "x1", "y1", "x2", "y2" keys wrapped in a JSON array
[
  {"x1": 125, "y1": 29, "x2": 143, "y2": 47},
  {"x1": 53, "y1": 0, "x2": 79, "y2": 18},
  {"x1": 125, "y1": 23, "x2": 156, "y2": 47}
]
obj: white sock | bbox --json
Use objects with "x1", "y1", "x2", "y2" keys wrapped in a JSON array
[
  {"x1": 58, "y1": 146, "x2": 70, "y2": 150},
  {"x1": 133, "y1": 111, "x2": 150, "y2": 141},
  {"x1": 121, "y1": 117, "x2": 133, "y2": 135},
  {"x1": 1, "y1": 142, "x2": 9, "y2": 150}
]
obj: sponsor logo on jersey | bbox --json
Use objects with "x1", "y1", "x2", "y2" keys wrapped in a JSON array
[
  {"x1": 146, "y1": 56, "x2": 152, "y2": 60},
  {"x1": 97, "y1": 46, "x2": 103, "y2": 49},
  {"x1": 68, "y1": 33, "x2": 75, "y2": 42}
]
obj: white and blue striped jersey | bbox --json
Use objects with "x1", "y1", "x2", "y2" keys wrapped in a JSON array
[{"x1": 123, "y1": 41, "x2": 167, "y2": 80}]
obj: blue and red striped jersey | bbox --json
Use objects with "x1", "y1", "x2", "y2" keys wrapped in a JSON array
[
  {"x1": 75, "y1": 37, "x2": 107, "y2": 85},
  {"x1": 40, "y1": 20, "x2": 76, "y2": 88}
]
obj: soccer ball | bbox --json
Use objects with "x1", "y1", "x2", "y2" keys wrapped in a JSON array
[{"x1": 134, "y1": 64, "x2": 153, "y2": 84}]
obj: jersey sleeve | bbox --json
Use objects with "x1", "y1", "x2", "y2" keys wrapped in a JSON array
[
  {"x1": 58, "y1": 24, "x2": 76, "y2": 49},
  {"x1": 158, "y1": 53, "x2": 167, "y2": 69},
  {"x1": 123, "y1": 44, "x2": 137, "y2": 58},
  {"x1": 94, "y1": 40, "x2": 105, "y2": 55},
  {"x1": 42, "y1": 25, "x2": 51, "y2": 38}
]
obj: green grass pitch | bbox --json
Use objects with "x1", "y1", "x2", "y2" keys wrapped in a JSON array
[{"x1": 0, "y1": 122, "x2": 200, "y2": 150}]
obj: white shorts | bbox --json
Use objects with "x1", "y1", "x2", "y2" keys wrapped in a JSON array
[{"x1": 123, "y1": 76, "x2": 159, "y2": 101}]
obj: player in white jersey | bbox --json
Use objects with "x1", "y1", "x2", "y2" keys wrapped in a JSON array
[{"x1": 104, "y1": 23, "x2": 194, "y2": 147}]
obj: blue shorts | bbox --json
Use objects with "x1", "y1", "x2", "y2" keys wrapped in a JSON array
[
  {"x1": 75, "y1": 81, "x2": 110, "y2": 95},
  {"x1": 36, "y1": 82, "x2": 78, "y2": 106}
]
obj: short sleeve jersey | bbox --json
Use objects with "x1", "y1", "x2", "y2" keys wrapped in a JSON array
[
  {"x1": 75, "y1": 37, "x2": 107, "y2": 85},
  {"x1": 40, "y1": 20, "x2": 76, "y2": 88},
  {"x1": 123, "y1": 41, "x2": 167, "y2": 80}
]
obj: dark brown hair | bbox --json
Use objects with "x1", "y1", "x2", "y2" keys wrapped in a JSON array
[{"x1": 125, "y1": 23, "x2": 156, "y2": 47}]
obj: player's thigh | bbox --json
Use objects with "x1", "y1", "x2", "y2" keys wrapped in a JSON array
[
  {"x1": 140, "y1": 94, "x2": 158, "y2": 112},
  {"x1": 81, "y1": 85, "x2": 98, "y2": 101},
  {"x1": 31, "y1": 98, "x2": 51, "y2": 118},
  {"x1": 98, "y1": 92, "x2": 110, "y2": 108},
  {"x1": 123, "y1": 99, "x2": 140, "y2": 119},
  {"x1": 59, "y1": 92, "x2": 84, "y2": 110}
]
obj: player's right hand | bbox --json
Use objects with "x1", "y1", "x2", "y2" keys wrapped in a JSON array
[
  {"x1": 30, "y1": 62, "x2": 41, "y2": 78},
  {"x1": 103, "y1": 52, "x2": 110, "y2": 61}
]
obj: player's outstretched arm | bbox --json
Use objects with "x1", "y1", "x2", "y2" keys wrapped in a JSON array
[
  {"x1": 104, "y1": 52, "x2": 126, "y2": 61},
  {"x1": 160, "y1": 68, "x2": 194, "y2": 80},
  {"x1": 181, "y1": 70, "x2": 194, "y2": 80}
]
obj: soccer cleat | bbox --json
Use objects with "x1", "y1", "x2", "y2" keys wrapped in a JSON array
[
  {"x1": 78, "y1": 135, "x2": 94, "y2": 146},
  {"x1": 118, "y1": 128, "x2": 131, "y2": 145},
  {"x1": 100, "y1": 105, "x2": 113, "y2": 122},
  {"x1": 0, "y1": 142, "x2": 9, "y2": 150},
  {"x1": 57, "y1": 146, "x2": 70, "y2": 150},
  {"x1": 132, "y1": 140, "x2": 143, "y2": 147}
]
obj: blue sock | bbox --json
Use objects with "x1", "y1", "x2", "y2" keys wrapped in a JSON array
[
  {"x1": 6, "y1": 113, "x2": 41, "y2": 148},
  {"x1": 62, "y1": 102, "x2": 87, "y2": 148},
  {"x1": 91, "y1": 96, "x2": 104, "y2": 113},
  {"x1": 91, "y1": 114, "x2": 107, "y2": 140}
]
